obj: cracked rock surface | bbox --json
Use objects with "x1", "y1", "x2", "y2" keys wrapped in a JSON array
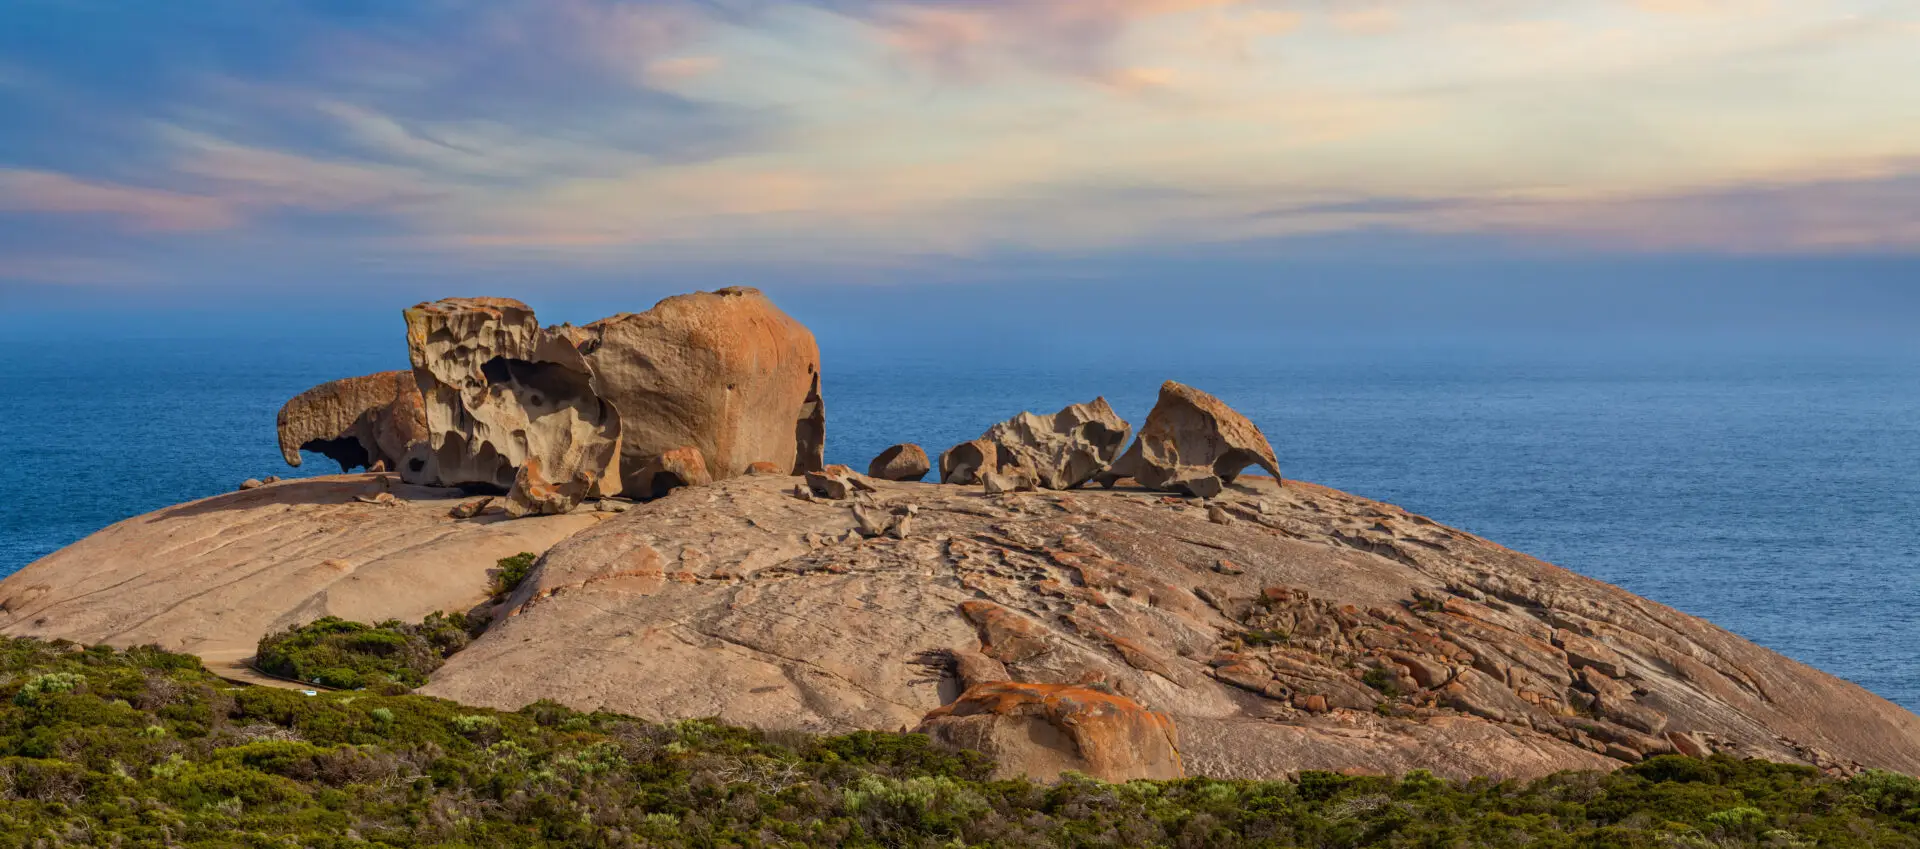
[{"x1": 422, "y1": 473, "x2": 1920, "y2": 780}]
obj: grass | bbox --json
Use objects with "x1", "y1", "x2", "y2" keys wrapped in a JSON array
[{"x1": 2, "y1": 636, "x2": 1919, "y2": 847}]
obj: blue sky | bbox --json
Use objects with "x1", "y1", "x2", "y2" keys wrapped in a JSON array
[{"x1": 1, "y1": 0, "x2": 1917, "y2": 321}]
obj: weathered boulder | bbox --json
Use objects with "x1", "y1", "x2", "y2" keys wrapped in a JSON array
[
  {"x1": 938, "y1": 437, "x2": 998, "y2": 486},
  {"x1": 869, "y1": 443, "x2": 931, "y2": 482},
  {"x1": 1102, "y1": 381, "x2": 1281, "y2": 498},
  {"x1": 277, "y1": 370, "x2": 428, "y2": 473},
  {"x1": 403, "y1": 298, "x2": 619, "y2": 516},
  {"x1": 579, "y1": 288, "x2": 823, "y2": 494},
  {"x1": 916, "y1": 682, "x2": 1184, "y2": 782},
  {"x1": 939, "y1": 398, "x2": 1131, "y2": 489}
]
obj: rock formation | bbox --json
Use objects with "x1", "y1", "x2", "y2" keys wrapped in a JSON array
[
  {"x1": 25, "y1": 323, "x2": 1920, "y2": 783},
  {"x1": 283, "y1": 289, "x2": 824, "y2": 515},
  {"x1": 578, "y1": 287, "x2": 823, "y2": 494},
  {"x1": 916, "y1": 682, "x2": 1184, "y2": 782},
  {"x1": 869, "y1": 444, "x2": 931, "y2": 482},
  {"x1": 1102, "y1": 381, "x2": 1282, "y2": 498},
  {"x1": 277, "y1": 370, "x2": 428, "y2": 473},
  {"x1": 403, "y1": 298, "x2": 619, "y2": 516},
  {"x1": 10, "y1": 462, "x2": 1920, "y2": 780},
  {"x1": 940, "y1": 398, "x2": 1131, "y2": 489},
  {"x1": 415, "y1": 473, "x2": 1920, "y2": 781},
  {"x1": 0, "y1": 474, "x2": 599, "y2": 685}
]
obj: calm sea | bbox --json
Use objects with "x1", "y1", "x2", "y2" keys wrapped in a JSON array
[{"x1": 3, "y1": 329, "x2": 1916, "y2": 710}]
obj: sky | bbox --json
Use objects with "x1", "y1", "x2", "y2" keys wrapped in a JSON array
[{"x1": 1, "y1": 0, "x2": 1917, "y2": 334}]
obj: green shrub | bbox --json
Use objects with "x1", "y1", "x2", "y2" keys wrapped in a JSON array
[
  {"x1": 13, "y1": 671, "x2": 85, "y2": 705},
  {"x1": 0, "y1": 635, "x2": 1913, "y2": 848},
  {"x1": 1238, "y1": 628, "x2": 1289, "y2": 647},
  {"x1": 254, "y1": 611, "x2": 473, "y2": 691},
  {"x1": 491, "y1": 551, "x2": 538, "y2": 597}
]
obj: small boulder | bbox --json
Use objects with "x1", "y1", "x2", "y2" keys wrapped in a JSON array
[
  {"x1": 238, "y1": 479, "x2": 265, "y2": 491},
  {"x1": 939, "y1": 438, "x2": 998, "y2": 486},
  {"x1": 868, "y1": 443, "x2": 932, "y2": 482},
  {"x1": 852, "y1": 504, "x2": 893, "y2": 537},
  {"x1": 1100, "y1": 381, "x2": 1281, "y2": 498},
  {"x1": 915, "y1": 681, "x2": 1184, "y2": 782},
  {"x1": 804, "y1": 469, "x2": 856, "y2": 500},
  {"x1": 449, "y1": 496, "x2": 494, "y2": 519},
  {"x1": 981, "y1": 468, "x2": 1036, "y2": 495}
]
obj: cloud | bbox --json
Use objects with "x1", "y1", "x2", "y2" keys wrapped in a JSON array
[
  {"x1": 0, "y1": 0, "x2": 1917, "y2": 291},
  {"x1": 0, "y1": 169, "x2": 236, "y2": 230},
  {"x1": 1244, "y1": 166, "x2": 1920, "y2": 253},
  {"x1": 831, "y1": 0, "x2": 1251, "y2": 82}
]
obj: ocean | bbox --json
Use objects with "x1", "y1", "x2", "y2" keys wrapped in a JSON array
[{"x1": 3, "y1": 325, "x2": 1917, "y2": 711}]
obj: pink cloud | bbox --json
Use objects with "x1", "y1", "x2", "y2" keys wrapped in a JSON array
[
  {"x1": 863, "y1": 0, "x2": 1250, "y2": 81},
  {"x1": 0, "y1": 169, "x2": 238, "y2": 231}
]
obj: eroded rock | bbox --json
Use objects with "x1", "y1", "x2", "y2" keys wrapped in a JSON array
[
  {"x1": 449, "y1": 496, "x2": 494, "y2": 519},
  {"x1": 357, "y1": 288, "x2": 823, "y2": 515},
  {"x1": 1101, "y1": 381, "x2": 1281, "y2": 498},
  {"x1": 579, "y1": 287, "x2": 822, "y2": 493},
  {"x1": 403, "y1": 298, "x2": 618, "y2": 516},
  {"x1": 916, "y1": 682, "x2": 1184, "y2": 782},
  {"x1": 940, "y1": 398, "x2": 1131, "y2": 489},
  {"x1": 277, "y1": 370, "x2": 428, "y2": 474}
]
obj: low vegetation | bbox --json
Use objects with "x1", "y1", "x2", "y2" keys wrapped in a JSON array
[
  {"x1": 2, "y1": 636, "x2": 1919, "y2": 847},
  {"x1": 253, "y1": 612, "x2": 473, "y2": 692},
  {"x1": 491, "y1": 551, "x2": 538, "y2": 598}
]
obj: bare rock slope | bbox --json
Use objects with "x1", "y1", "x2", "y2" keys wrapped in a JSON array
[
  {"x1": 424, "y1": 472, "x2": 1920, "y2": 781},
  {"x1": 0, "y1": 475, "x2": 600, "y2": 682}
]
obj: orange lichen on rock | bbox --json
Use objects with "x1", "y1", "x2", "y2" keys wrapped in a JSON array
[{"x1": 916, "y1": 681, "x2": 1184, "y2": 782}]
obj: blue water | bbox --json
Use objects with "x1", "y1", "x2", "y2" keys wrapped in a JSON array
[{"x1": 2, "y1": 330, "x2": 1917, "y2": 710}]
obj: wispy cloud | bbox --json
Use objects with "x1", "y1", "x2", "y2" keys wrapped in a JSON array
[
  {"x1": 0, "y1": 0, "x2": 1915, "y2": 290},
  {"x1": 0, "y1": 169, "x2": 235, "y2": 230}
]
